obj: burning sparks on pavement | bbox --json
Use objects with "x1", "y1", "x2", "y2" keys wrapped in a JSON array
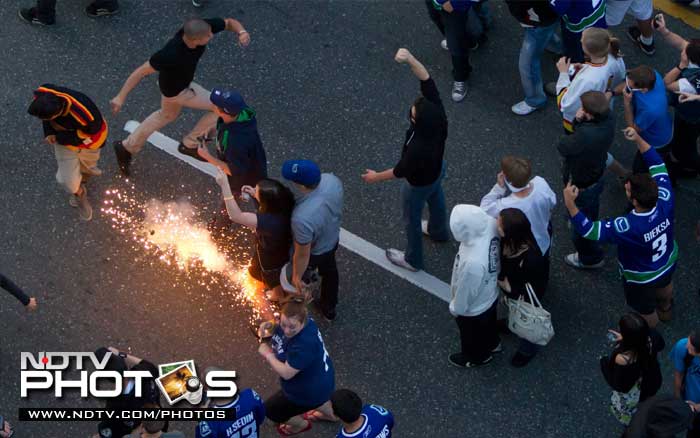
[{"x1": 101, "y1": 183, "x2": 269, "y2": 325}]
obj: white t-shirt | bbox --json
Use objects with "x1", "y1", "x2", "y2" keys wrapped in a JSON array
[
  {"x1": 557, "y1": 54, "x2": 627, "y2": 125},
  {"x1": 678, "y1": 62, "x2": 700, "y2": 95},
  {"x1": 479, "y1": 176, "x2": 557, "y2": 254}
]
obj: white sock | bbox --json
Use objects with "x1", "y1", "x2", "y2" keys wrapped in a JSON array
[{"x1": 640, "y1": 34, "x2": 654, "y2": 45}]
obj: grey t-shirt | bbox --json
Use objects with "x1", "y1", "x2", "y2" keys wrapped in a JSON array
[{"x1": 291, "y1": 173, "x2": 343, "y2": 255}]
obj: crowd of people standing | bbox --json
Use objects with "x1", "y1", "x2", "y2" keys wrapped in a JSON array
[{"x1": 5, "y1": 0, "x2": 700, "y2": 437}]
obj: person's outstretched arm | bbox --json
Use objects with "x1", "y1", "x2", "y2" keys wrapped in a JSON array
[
  {"x1": 110, "y1": 61, "x2": 157, "y2": 115},
  {"x1": 1, "y1": 273, "x2": 33, "y2": 308},
  {"x1": 656, "y1": 14, "x2": 688, "y2": 52},
  {"x1": 224, "y1": 18, "x2": 251, "y2": 46}
]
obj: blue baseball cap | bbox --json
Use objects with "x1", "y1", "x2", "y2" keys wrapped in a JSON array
[
  {"x1": 282, "y1": 160, "x2": 321, "y2": 187},
  {"x1": 210, "y1": 88, "x2": 246, "y2": 115}
]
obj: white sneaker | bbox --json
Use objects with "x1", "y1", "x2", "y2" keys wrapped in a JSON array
[
  {"x1": 421, "y1": 219, "x2": 429, "y2": 236},
  {"x1": 192, "y1": 0, "x2": 204, "y2": 6},
  {"x1": 451, "y1": 81, "x2": 468, "y2": 102},
  {"x1": 440, "y1": 39, "x2": 448, "y2": 51},
  {"x1": 511, "y1": 101, "x2": 538, "y2": 116},
  {"x1": 385, "y1": 248, "x2": 419, "y2": 272},
  {"x1": 564, "y1": 252, "x2": 604, "y2": 270}
]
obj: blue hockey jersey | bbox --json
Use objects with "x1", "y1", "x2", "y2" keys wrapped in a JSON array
[
  {"x1": 196, "y1": 389, "x2": 265, "y2": 438},
  {"x1": 549, "y1": 0, "x2": 607, "y2": 33},
  {"x1": 571, "y1": 148, "x2": 678, "y2": 284},
  {"x1": 337, "y1": 405, "x2": 394, "y2": 438}
]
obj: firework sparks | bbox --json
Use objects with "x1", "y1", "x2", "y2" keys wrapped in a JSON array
[{"x1": 101, "y1": 183, "x2": 270, "y2": 325}]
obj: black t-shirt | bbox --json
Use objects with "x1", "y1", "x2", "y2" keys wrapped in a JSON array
[
  {"x1": 149, "y1": 18, "x2": 226, "y2": 97},
  {"x1": 256, "y1": 213, "x2": 292, "y2": 270}
]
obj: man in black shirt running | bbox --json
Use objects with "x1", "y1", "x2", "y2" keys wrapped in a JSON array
[{"x1": 110, "y1": 17, "x2": 250, "y2": 176}]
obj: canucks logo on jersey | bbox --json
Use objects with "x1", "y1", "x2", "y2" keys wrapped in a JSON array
[{"x1": 337, "y1": 405, "x2": 394, "y2": 438}]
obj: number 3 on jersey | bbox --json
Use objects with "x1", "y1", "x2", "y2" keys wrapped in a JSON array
[{"x1": 652, "y1": 233, "x2": 667, "y2": 262}]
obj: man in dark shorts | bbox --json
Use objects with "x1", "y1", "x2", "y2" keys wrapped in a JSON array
[
  {"x1": 110, "y1": 17, "x2": 250, "y2": 176},
  {"x1": 565, "y1": 127, "x2": 677, "y2": 328}
]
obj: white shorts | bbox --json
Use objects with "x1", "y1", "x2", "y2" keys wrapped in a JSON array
[{"x1": 605, "y1": 0, "x2": 653, "y2": 26}]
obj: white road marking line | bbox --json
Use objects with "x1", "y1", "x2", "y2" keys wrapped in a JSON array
[{"x1": 124, "y1": 121, "x2": 452, "y2": 303}]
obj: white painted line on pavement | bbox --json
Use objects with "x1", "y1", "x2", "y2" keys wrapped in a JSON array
[{"x1": 124, "y1": 120, "x2": 452, "y2": 303}]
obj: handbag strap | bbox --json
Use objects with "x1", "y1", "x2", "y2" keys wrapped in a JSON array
[{"x1": 525, "y1": 283, "x2": 543, "y2": 308}]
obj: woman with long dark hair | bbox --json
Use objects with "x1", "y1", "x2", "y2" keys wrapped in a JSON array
[
  {"x1": 215, "y1": 168, "x2": 295, "y2": 301},
  {"x1": 497, "y1": 208, "x2": 549, "y2": 368},
  {"x1": 601, "y1": 312, "x2": 665, "y2": 427}
]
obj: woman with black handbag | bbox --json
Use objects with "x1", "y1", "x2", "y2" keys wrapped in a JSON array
[
  {"x1": 601, "y1": 312, "x2": 665, "y2": 429},
  {"x1": 497, "y1": 208, "x2": 549, "y2": 368}
]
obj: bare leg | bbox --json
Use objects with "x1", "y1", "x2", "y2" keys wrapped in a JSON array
[
  {"x1": 306, "y1": 400, "x2": 338, "y2": 422},
  {"x1": 282, "y1": 415, "x2": 309, "y2": 433},
  {"x1": 656, "y1": 282, "x2": 674, "y2": 322}
]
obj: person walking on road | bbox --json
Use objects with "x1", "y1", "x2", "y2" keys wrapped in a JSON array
[
  {"x1": 497, "y1": 208, "x2": 549, "y2": 367},
  {"x1": 447, "y1": 204, "x2": 501, "y2": 368},
  {"x1": 283, "y1": 160, "x2": 343, "y2": 321},
  {"x1": 19, "y1": 0, "x2": 119, "y2": 25},
  {"x1": 110, "y1": 17, "x2": 250, "y2": 176},
  {"x1": 28, "y1": 84, "x2": 108, "y2": 221},
  {"x1": 363, "y1": 48, "x2": 449, "y2": 273},
  {"x1": 557, "y1": 91, "x2": 615, "y2": 269},
  {"x1": 564, "y1": 127, "x2": 678, "y2": 328}
]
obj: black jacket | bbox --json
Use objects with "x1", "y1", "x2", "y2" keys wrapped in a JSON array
[
  {"x1": 557, "y1": 114, "x2": 615, "y2": 188},
  {"x1": 35, "y1": 84, "x2": 106, "y2": 148},
  {"x1": 393, "y1": 78, "x2": 448, "y2": 187},
  {"x1": 506, "y1": 0, "x2": 559, "y2": 27}
]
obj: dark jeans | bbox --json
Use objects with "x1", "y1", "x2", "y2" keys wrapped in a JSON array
[
  {"x1": 425, "y1": 0, "x2": 490, "y2": 36},
  {"x1": 561, "y1": 23, "x2": 585, "y2": 63},
  {"x1": 456, "y1": 299, "x2": 499, "y2": 364},
  {"x1": 36, "y1": 0, "x2": 119, "y2": 20},
  {"x1": 309, "y1": 244, "x2": 339, "y2": 315},
  {"x1": 572, "y1": 178, "x2": 605, "y2": 265},
  {"x1": 401, "y1": 163, "x2": 449, "y2": 270},
  {"x1": 670, "y1": 115, "x2": 700, "y2": 176},
  {"x1": 441, "y1": 10, "x2": 474, "y2": 81}
]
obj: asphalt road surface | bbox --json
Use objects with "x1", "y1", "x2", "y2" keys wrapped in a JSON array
[{"x1": 1, "y1": 1, "x2": 699, "y2": 437}]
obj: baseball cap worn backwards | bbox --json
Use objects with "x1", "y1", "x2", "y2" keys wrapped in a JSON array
[
  {"x1": 210, "y1": 88, "x2": 246, "y2": 115},
  {"x1": 282, "y1": 160, "x2": 321, "y2": 187}
]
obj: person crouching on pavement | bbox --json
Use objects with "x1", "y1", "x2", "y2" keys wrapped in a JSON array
[
  {"x1": 257, "y1": 298, "x2": 337, "y2": 435},
  {"x1": 198, "y1": 89, "x2": 268, "y2": 231},
  {"x1": 27, "y1": 84, "x2": 108, "y2": 221},
  {"x1": 447, "y1": 204, "x2": 501, "y2": 368}
]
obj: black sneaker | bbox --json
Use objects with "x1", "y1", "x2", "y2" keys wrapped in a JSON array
[
  {"x1": 85, "y1": 2, "x2": 120, "y2": 17},
  {"x1": 113, "y1": 141, "x2": 132, "y2": 177},
  {"x1": 448, "y1": 353, "x2": 492, "y2": 368},
  {"x1": 510, "y1": 351, "x2": 534, "y2": 368},
  {"x1": 626, "y1": 26, "x2": 655, "y2": 56},
  {"x1": 18, "y1": 7, "x2": 54, "y2": 25},
  {"x1": 178, "y1": 143, "x2": 207, "y2": 162}
]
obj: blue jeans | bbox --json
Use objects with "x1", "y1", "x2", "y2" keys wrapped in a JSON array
[
  {"x1": 401, "y1": 163, "x2": 449, "y2": 270},
  {"x1": 572, "y1": 178, "x2": 605, "y2": 265},
  {"x1": 519, "y1": 23, "x2": 558, "y2": 108}
]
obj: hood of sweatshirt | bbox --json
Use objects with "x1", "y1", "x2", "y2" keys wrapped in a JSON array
[{"x1": 450, "y1": 205, "x2": 492, "y2": 245}]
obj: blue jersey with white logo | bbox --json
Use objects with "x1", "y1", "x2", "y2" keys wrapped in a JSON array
[
  {"x1": 196, "y1": 389, "x2": 265, "y2": 438},
  {"x1": 571, "y1": 148, "x2": 677, "y2": 283},
  {"x1": 337, "y1": 405, "x2": 394, "y2": 438},
  {"x1": 549, "y1": 0, "x2": 607, "y2": 33}
]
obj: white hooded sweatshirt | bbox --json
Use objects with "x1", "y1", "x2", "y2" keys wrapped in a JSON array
[{"x1": 449, "y1": 205, "x2": 500, "y2": 317}]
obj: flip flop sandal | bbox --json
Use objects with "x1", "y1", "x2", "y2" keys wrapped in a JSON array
[
  {"x1": 302, "y1": 411, "x2": 322, "y2": 422},
  {"x1": 276, "y1": 421, "x2": 312, "y2": 436}
]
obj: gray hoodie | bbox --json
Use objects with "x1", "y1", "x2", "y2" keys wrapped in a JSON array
[{"x1": 449, "y1": 205, "x2": 500, "y2": 317}]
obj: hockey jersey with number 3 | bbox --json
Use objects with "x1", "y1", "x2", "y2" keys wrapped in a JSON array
[
  {"x1": 337, "y1": 405, "x2": 394, "y2": 438},
  {"x1": 571, "y1": 148, "x2": 678, "y2": 283}
]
